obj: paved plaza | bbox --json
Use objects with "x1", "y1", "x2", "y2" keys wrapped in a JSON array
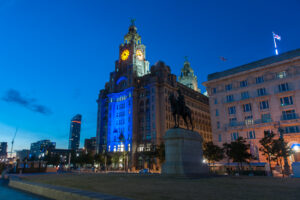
[{"x1": 21, "y1": 173, "x2": 300, "y2": 200}]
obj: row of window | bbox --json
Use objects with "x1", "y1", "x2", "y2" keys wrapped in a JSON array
[
  {"x1": 219, "y1": 126, "x2": 300, "y2": 142},
  {"x1": 222, "y1": 83, "x2": 291, "y2": 103},
  {"x1": 212, "y1": 71, "x2": 288, "y2": 94},
  {"x1": 217, "y1": 110, "x2": 297, "y2": 129},
  {"x1": 217, "y1": 96, "x2": 295, "y2": 117}
]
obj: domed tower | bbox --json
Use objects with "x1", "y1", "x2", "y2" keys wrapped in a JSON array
[
  {"x1": 116, "y1": 19, "x2": 150, "y2": 78},
  {"x1": 178, "y1": 57, "x2": 200, "y2": 92}
]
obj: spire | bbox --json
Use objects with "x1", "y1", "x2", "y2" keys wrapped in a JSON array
[{"x1": 124, "y1": 19, "x2": 141, "y2": 44}]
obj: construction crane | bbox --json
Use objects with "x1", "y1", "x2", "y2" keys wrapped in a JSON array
[{"x1": 10, "y1": 128, "x2": 18, "y2": 158}]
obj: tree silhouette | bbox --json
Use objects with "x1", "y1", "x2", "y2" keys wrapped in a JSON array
[{"x1": 203, "y1": 142, "x2": 224, "y2": 172}]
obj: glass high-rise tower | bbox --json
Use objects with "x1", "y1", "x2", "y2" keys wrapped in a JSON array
[{"x1": 69, "y1": 114, "x2": 82, "y2": 151}]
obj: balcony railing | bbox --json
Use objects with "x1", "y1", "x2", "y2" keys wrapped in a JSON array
[
  {"x1": 281, "y1": 113, "x2": 299, "y2": 120},
  {"x1": 226, "y1": 118, "x2": 272, "y2": 128}
]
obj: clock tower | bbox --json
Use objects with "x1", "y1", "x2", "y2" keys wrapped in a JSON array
[{"x1": 116, "y1": 20, "x2": 149, "y2": 78}]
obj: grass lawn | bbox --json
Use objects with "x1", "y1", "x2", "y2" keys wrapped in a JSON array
[{"x1": 22, "y1": 173, "x2": 300, "y2": 200}]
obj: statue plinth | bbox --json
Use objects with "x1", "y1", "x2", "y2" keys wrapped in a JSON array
[{"x1": 162, "y1": 128, "x2": 209, "y2": 177}]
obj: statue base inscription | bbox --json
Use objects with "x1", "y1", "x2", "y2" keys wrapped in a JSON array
[{"x1": 162, "y1": 128, "x2": 209, "y2": 177}]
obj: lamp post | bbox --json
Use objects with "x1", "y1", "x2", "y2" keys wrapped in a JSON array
[{"x1": 278, "y1": 127, "x2": 290, "y2": 176}]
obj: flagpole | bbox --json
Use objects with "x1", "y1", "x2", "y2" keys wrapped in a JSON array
[{"x1": 273, "y1": 32, "x2": 278, "y2": 55}]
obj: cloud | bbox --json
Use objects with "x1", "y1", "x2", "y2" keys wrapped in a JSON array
[{"x1": 2, "y1": 89, "x2": 52, "y2": 115}]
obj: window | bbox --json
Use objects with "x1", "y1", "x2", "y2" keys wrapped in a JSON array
[
  {"x1": 226, "y1": 95, "x2": 234, "y2": 102},
  {"x1": 240, "y1": 80, "x2": 248, "y2": 88},
  {"x1": 256, "y1": 76, "x2": 264, "y2": 84},
  {"x1": 218, "y1": 134, "x2": 222, "y2": 142},
  {"x1": 231, "y1": 132, "x2": 239, "y2": 141},
  {"x1": 229, "y1": 118, "x2": 237, "y2": 126},
  {"x1": 261, "y1": 113, "x2": 271, "y2": 123},
  {"x1": 225, "y1": 84, "x2": 232, "y2": 91},
  {"x1": 260, "y1": 100, "x2": 269, "y2": 110},
  {"x1": 216, "y1": 109, "x2": 219, "y2": 116},
  {"x1": 241, "y1": 91, "x2": 249, "y2": 99},
  {"x1": 214, "y1": 98, "x2": 218, "y2": 104},
  {"x1": 247, "y1": 130, "x2": 256, "y2": 139},
  {"x1": 278, "y1": 83, "x2": 289, "y2": 92},
  {"x1": 243, "y1": 103, "x2": 252, "y2": 112},
  {"x1": 228, "y1": 106, "x2": 236, "y2": 115},
  {"x1": 217, "y1": 121, "x2": 220, "y2": 129},
  {"x1": 282, "y1": 110, "x2": 296, "y2": 120},
  {"x1": 257, "y1": 88, "x2": 267, "y2": 96},
  {"x1": 280, "y1": 96, "x2": 293, "y2": 106},
  {"x1": 277, "y1": 71, "x2": 287, "y2": 79},
  {"x1": 212, "y1": 88, "x2": 217, "y2": 94},
  {"x1": 285, "y1": 126, "x2": 300, "y2": 133},
  {"x1": 245, "y1": 115, "x2": 253, "y2": 125}
]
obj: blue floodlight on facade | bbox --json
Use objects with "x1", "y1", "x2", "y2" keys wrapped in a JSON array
[{"x1": 106, "y1": 87, "x2": 133, "y2": 152}]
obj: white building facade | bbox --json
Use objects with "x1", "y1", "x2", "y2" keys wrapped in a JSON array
[{"x1": 203, "y1": 49, "x2": 300, "y2": 165}]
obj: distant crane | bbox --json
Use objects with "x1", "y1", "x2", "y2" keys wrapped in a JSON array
[{"x1": 10, "y1": 128, "x2": 18, "y2": 158}]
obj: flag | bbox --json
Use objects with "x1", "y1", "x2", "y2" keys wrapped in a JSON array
[{"x1": 273, "y1": 32, "x2": 281, "y2": 40}]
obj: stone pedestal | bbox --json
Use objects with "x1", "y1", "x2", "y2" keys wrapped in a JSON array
[{"x1": 162, "y1": 128, "x2": 209, "y2": 176}]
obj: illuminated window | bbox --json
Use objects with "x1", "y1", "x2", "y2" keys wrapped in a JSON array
[
  {"x1": 276, "y1": 71, "x2": 287, "y2": 79},
  {"x1": 113, "y1": 145, "x2": 116, "y2": 152},
  {"x1": 245, "y1": 115, "x2": 253, "y2": 125},
  {"x1": 128, "y1": 144, "x2": 131, "y2": 152}
]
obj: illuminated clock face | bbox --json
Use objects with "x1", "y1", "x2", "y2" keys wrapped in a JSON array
[
  {"x1": 121, "y1": 49, "x2": 130, "y2": 61},
  {"x1": 136, "y1": 49, "x2": 144, "y2": 61}
]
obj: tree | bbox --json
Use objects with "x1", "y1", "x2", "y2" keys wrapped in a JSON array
[
  {"x1": 259, "y1": 131, "x2": 275, "y2": 175},
  {"x1": 272, "y1": 138, "x2": 292, "y2": 172},
  {"x1": 228, "y1": 137, "x2": 252, "y2": 172},
  {"x1": 94, "y1": 153, "x2": 105, "y2": 167},
  {"x1": 111, "y1": 153, "x2": 121, "y2": 169},
  {"x1": 223, "y1": 143, "x2": 231, "y2": 164},
  {"x1": 44, "y1": 153, "x2": 60, "y2": 166},
  {"x1": 203, "y1": 142, "x2": 224, "y2": 172}
]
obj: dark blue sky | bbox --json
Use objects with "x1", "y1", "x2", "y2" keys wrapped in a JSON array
[{"x1": 1, "y1": 0, "x2": 300, "y2": 150}]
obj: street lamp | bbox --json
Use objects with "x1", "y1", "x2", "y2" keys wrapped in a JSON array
[{"x1": 278, "y1": 126, "x2": 291, "y2": 176}]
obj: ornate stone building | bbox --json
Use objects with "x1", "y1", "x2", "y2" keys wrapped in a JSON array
[
  {"x1": 96, "y1": 22, "x2": 211, "y2": 171},
  {"x1": 203, "y1": 49, "x2": 300, "y2": 166}
]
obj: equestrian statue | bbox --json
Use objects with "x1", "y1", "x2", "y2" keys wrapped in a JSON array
[{"x1": 168, "y1": 89, "x2": 193, "y2": 130}]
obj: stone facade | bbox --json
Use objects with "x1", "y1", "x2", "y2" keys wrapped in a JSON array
[
  {"x1": 203, "y1": 49, "x2": 300, "y2": 165},
  {"x1": 96, "y1": 23, "x2": 211, "y2": 171}
]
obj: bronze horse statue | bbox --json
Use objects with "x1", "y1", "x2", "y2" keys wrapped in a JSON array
[{"x1": 169, "y1": 90, "x2": 193, "y2": 130}]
